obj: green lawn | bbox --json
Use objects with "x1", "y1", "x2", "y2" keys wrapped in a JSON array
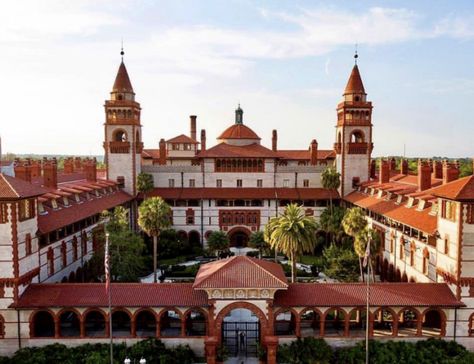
[
  {"x1": 159, "y1": 255, "x2": 188, "y2": 266},
  {"x1": 299, "y1": 255, "x2": 323, "y2": 265}
]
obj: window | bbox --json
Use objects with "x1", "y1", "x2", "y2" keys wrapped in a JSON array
[
  {"x1": 443, "y1": 235, "x2": 450, "y2": 256},
  {"x1": 168, "y1": 179, "x2": 175, "y2": 188},
  {"x1": 303, "y1": 179, "x2": 309, "y2": 187},
  {"x1": 216, "y1": 179, "x2": 222, "y2": 188},
  {"x1": 423, "y1": 254, "x2": 429, "y2": 275},
  {"x1": 257, "y1": 179, "x2": 263, "y2": 188},
  {"x1": 172, "y1": 143, "x2": 180, "y2": 150},
  {"x1": 0, "y1": 204, "x2": 8, "y2": 224},
  {"x1": 19, "y1": 199, "x2": 35, "y2": 221},
  {"x1": 184, "y1": 143, "x2": 192, "y2": 151},
  {"x1": 283, "y1": 179, "x2": 290, "y2": 188},
  {"x1": 389, "y1": 239, "x2": 394, "y2": 253},
  {"x1": 441, "y1": 200, "x2": 457, "y2": 221},
  {"x1": 189, "y1": 179, "x2": 195, "y2": 188},
  {"x1": 399, "y1": 241, "x2": 405, "y2": 260},
  {"x1": 236, "y1": 179, "x2": 243, "y2": 188},
  {"x1": 25, "y1": 233, "x2": 32, "y2": 256},
  {"x1": 186, "y1": 209, "x2": 195, "y2": 225},
  {"x1": 51, "y1": 199, "x2": 59, "y2": 210}
]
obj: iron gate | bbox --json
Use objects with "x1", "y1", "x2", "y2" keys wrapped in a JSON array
[{"x1": 222, "y1": 321, "x2": 260, "y2": 357}]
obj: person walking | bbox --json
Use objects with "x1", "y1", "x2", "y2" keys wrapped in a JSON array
[{"x1": 239, "y1": 330, "x2": 246, "y2": 351}]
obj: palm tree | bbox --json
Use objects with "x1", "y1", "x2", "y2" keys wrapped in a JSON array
[
  {"x1": 265, "y1": 203, "x2": 318, "y2": 283},
  {"x1": 206, "y1": 231, "x2": 230, "y2": 258},
  {"x1": 321, "y1": 167, "x2": 341, "y2": 218},
  {"x1": 248, "y1": 231, "x2": 268, "y2": 259},
  {"x1": 354, "y1": 227, "x2": 380, "y2": 282},
  {"x1": 137, "y1": 172, "x2": 154, "y2": 200},
  {"x1": 342, "y1": 207, "x2": 368, "y2": 281},
  {"x1": 138, "y1": 197, "x2": 171, "y2": 283}
]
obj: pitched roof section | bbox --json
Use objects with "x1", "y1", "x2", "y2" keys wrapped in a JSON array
[
  {"x1": 344, "y1": 65, "x2": 365, "y2": 95},
  {"x1": 197, "y1": 142, "x2": 275, "y2": 158},
  {"x1": 193, "y1": 256, "x2": 288, "y2": 290},
  {"x1": 0, "y1": 174, "x2": 48, "y2": 200},
  {"x1": 277, "y1": 150, "x2": 336, "y2": 160},
  {"x1": 430, "y1": 175, "x2": 474, "y2": 201},
  {"x1": 112, "y1": 61, "x2": 134, "y2": 93},
  {"x1": 274, "y1": 283, "x2": 463, "y2": 307},
  {"x1": 166, "y1": 134, "x2": 199, "y2": 144},
  {"x1": 12, "y1": 283, "x2": 208, "y2": 308},
  {"x1": 218, "y1": 124, "x2": 261, "y2": 140}
]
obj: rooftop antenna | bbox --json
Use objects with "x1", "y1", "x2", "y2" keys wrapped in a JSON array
[
  {"x1": 354, "y1": 43, "x2": 359, "y2": 65},
  {"x1": 120, "y1": 38, "x2": 124, "y2": 61}
]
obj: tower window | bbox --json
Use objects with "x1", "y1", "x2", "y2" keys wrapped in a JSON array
[
  {"x1": 257, "y1": 179, "x2": 263, "y2": 188},
  {"x1": 303, "y1": 179, "x2": 309, "y2": 187},
  {"x1": 113, "y1": 130, "x2": 127, "y2": 142},
  {"x1": 189, "y1": 179, "x2": 195, "y2": 188},
  {"x1": 355, "y1": 96, "x2": 360, "y2": 102},
  {"x1": 117, "y1": 94, "x2": 123, "y2": 100},
  {"x1": 168, "y1": 179, "x2": 175, "y2": 188},
  {"x1": 236, "y1": 179, "x2": 243, "y2": 188},
  {"x1": 216, "y1": 179, "x2": 222, "y2": 188}
]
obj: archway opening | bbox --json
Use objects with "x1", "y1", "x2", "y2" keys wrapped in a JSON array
[
  {"x1": 324, "y1": 308, "x2": 346, "y2": 337},
  {"x1": 398, "y1": 309, "x2": 419, "y2": 337},
  {"x1": 59, "y1": 310, "x2": 80, "y2": 337},
  {"x1": 222, "y1": 308, "x2": 260, "y2": 357},
  {"x1": 373, "y1": 309, "x2": 394, "y2": 337},
  {"x1": 228, "y1": 228, "x2": 250, "y2": 248},
  {"x1": 136, "y1": 310, "x2": 156, "y2": 337},
  {"x1": 275, "y1": 310, "x2": 297, "y2": 336},
  {"x1": 348, "y1": 308, "x2": 367, "y2": 337},
  {"x1": 84, "y1": 310, "x2": 106, "y2": 337},
  {"x1": 422, "y1": 309, "x2": 443, "y2": 336},
  {"x1": 160, "y1": 310, "x2": 181, "y2": 337},
  {"x1": 185, "y1": 309, "x2": 207, "y2": 336},
  {"x1": 112, "y1": 310, "x2": 131, "y2": 337},
  {"x1": 188, "y1": 231, "x2": 201, "y2": 248},
  {"x1": 300, "y1": 309, "x2": 321, "y2": 337},
  {"x1": 32, "y1": 311, "x2": 55, "y2": 337}
]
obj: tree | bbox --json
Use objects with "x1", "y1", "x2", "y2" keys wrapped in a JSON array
[
  {"x1": 138, "y1": 197, "x2": 172, "y2": 283},
  {"x1": 322, "y1": 243, "x2": 360, "y2": 282},
  {"x1": 101, "y1": 206, "x2": 128, "y2": 234},
  {"x1": 206, "y1": 231, "x2": 229, "y2": 258},
  {"x1": 137, "y1": 172, "x2": 154, "y2": 199},
  {"x1": 342, "y1": 207, "x2": 368, "y2": 281},
  {"x1": 354, "y1": 227, "x2": 381, "y2": 282},
  {"x1": 321, "y1": 167, "x2": 341, "y2": 231},
  {"x1": 248, "y1": 231, "x2": 268, "y2": 259},
  {"x1": 318, "y1": 206, "x2": 346, "y2": 245},
  {"x1": 265, "y1": 204, "x2": 318, "y2": 283}
]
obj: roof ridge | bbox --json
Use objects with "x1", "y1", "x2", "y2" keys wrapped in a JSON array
[
  {"x1": 1, "y1": 174, "x2": 19, "y2": 198},
  {"x1": 194, "y1": 256, "x2": 237, "y2": 287},
  {"x1": 245, "y1": 256, "x2": 288, "y2": 287}
]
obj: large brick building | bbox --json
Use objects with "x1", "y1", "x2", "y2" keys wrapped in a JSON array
[{"x1": 0, "y1": 54, "x2": 473, "y2": 362}]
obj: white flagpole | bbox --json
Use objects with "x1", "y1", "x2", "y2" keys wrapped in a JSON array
[
  {"x1": 105, "y1": 232, "x2": 113, "y2": 364},
  {"x1": 365, "y1": 236, "x2": 371, "y2": 364}
]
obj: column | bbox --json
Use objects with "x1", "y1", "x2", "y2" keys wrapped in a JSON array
[
  {"x1": 204, "y1": 336, "x2": 218, "y2": 364},
  {"x1": 264, "y1": 336, "x2": 279, "y2": 364}
]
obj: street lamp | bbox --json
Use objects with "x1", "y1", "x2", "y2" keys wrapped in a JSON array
[
  {"x1": 139, "y1": 358, "x2": 147, "y2": 364},
  {"x1": 124, "y1": 358, "x2": 131, "y2": 364}
]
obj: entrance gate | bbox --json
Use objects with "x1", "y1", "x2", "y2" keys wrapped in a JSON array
[{"x1": 222, "y1": 321, "x2": 260, "y2": 357}]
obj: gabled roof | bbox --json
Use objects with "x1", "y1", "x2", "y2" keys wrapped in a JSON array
[
  {"x1": 142, "y1": 149, "x2": 161, "y2": 159},
  {"x1": 197, "y1": 142, "x2": 276, "y2": 158},
  {"x1": 193, "y1": 256, "x2": 288, "y2": 290},
  {"x1": 274, "y1": 283, "x2": 463, "y2": 307},
  {"x1": 166, "y1": 134, "x2": 199, "y2": 144},
  {"x1": 0, "y1": 174, "x2": 48, "y2": 200},
  {"x1": 430, "y1": 175, "x2": 474, "y2": 201},
  {"x1": 344, "y1": 64, "x2": 365, "y2": 95},
  {"x1": 277, "y1": 150, "x2": 336, "y2": 160},
  {"x1": 112, "y1": 61, "x2": 134, "y2": 93},
  {"x1": 218, "y1": 124, "x2": 260, "y2": 140}
]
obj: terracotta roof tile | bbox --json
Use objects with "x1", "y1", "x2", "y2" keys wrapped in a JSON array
[
  {"x1": 344, "y1": 191, "x2": 437, "y2": 234},
  {"x1": 166, "y1": 134, "x2": 199, "y2": 144},
  {"x1": 197, "y1": 143, "x2": 276, "y2": 158},
  {"x1": 0, "y1": 174, "x2": 48, "y2": 200},
  {"x1": 142, "y1": 149, "x2": 161, "y2": 159},
  {"x1": 344, "y1": 64, "x2": 365, "y2": 95},
  {"x1": 112, "y1": 61, "x2": 134, "y2": 93},
  {"x1": 277, "y1": 150, "x2": 336, "y2": 160},
  {"x1": 193, "y1": 256, "x2": 288, "y2": 289},
  {"x1": 12, "y1": 283, "x2": 207, "y2": 308},
  {"x1": 218, "y1": 124, "x2": 260, "y2": 140},
  {"x1": 274, "y1": 283, "x2": 463, "y2": 307},
  {"x1": 429, "y1": 175, "x2": 474, "y2": 201}
]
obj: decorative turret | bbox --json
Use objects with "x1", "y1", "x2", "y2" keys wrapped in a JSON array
[{"x1": 235, "y1": 104, "x2": 243, "y2": 124}]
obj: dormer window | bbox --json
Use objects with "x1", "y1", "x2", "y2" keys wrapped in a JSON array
[
  {"x1": 385, "y1": 192, "x2": 393, "y2": 201},
  {"x1": 417, "y1": 200, "x2": 426, "y2": 211},
  {"x1": 430, "y1": 202, "x2": 438, "y2": 216},
  {"x1": 63, "y1": 197, "x2": 70, "y2": 207},
  {"x1": 406, "y1": 197, "x2": 415, "y2": 208},
  {"x1": 95, "y1": 190, "x2": 100, "y2": 197},
  {"x1": 172, "y1": 143, "x2": 180, "y2": 151},
  {"x1": 51, "y1": 199, "x2": 59, "y2": 210},
  {"x1": 184, "y1": 143, "x2": 192, "y2": 151},
  {"x1": 377, "y1": 190, "x2": 384, "y2": 199},
  {"x1": 396, "y1": 195, "x2": 403, "y2": 205},
  {"x1": 75, "y1": 193, "x2": 81, "y2": 203},
  {"x1": 38, "y1": 202, "x2": 47, "y2": 215}
]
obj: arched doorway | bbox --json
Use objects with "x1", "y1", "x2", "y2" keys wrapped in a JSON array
[
  {"x1": 222, "y1": 308, "x2": 260, "y2": 357},
  {"x1": 188, "y1": 230, "x2": 201, "y2": 247},
  {"x1": 228, "y1": 227, "x2": 251, "y2": 248}
]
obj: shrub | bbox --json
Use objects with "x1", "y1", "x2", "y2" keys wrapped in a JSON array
[{"x1": 278, "y1": 337, "x2": 332, "y2": 364}]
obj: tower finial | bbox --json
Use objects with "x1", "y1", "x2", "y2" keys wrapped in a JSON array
[
  {"x1": 354, "y1": 43, "x2": 358, "y2": 65},
  {"x1": 120, "y1": 38, "x2": 124, "y2": 61}
]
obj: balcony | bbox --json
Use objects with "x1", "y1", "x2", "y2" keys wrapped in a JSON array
[
  {"x1": 109, "y1": 141, "x2": 130, "y2": 154},
  {"x1": 347, "y1": 142, "x2": 368, "y2": 155}
]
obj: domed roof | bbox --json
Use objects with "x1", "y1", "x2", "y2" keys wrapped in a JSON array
[{"x1": 218, "y1": 124, "x2": 260, "y2": 140}]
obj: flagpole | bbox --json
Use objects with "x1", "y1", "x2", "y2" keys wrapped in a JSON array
[
  {"x1": 105, "y1": 232, "x2": 113, "y2": 364},
  {"x1": 365, "y1": 259, "x2": 370, "y2": 364}
]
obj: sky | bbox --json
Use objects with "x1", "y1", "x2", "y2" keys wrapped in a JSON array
[{"x1": 1, "y1": 0, "x2": 474, "y2": 158}]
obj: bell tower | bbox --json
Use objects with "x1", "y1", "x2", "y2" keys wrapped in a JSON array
[
  {"x1": 335, "y1": 53, "x2": 373, "y2": 196},
  {"x1": 103, "y1": 49, "x2": 142, "y2": 195}
]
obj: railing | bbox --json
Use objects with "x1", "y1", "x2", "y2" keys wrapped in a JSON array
[
  {"x1": 108, "y1": 141, "x2": 130, "y2": 154},
  {"x1": 142, "y1": 165, "x2": 202, "y2": 173},
  {"x1": 347, "y1": 142, "x2": 368, "y2": 154}
]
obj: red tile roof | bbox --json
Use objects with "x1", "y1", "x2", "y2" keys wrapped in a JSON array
[
  {"x1": 38, "y1": 190, "x2": 133, "y2": 233},
  {"x1": 148, "y1": 187, "x2": 339, "y2": 200},
  {"x1": 344, "y1": 64, "x2": 365, "y2": 95},
  {"x1": 0, "y1": 174, "x2": 48, "y2": 200},
  {"x1": 12, "y1": 283, "x2": 208, "y2": 308},
  {"x1": 193, "y1": 256, "x2": 288, "y2": 289},
  {"x1": 429, "y1": 175, "x2": 474, "y2": 201},
  {"x1": 218, "y1": 124, "x2": 261, "y2": 140},
  {"x1": 344, "y1": 191, "x2": 437, "y2": 234},
  {"x1": 277, "y1": 150, "x2": 336, "y2": 160},
  {"x1": 142, "y1": 149, "x2": 161, "y2": 159},
  {"x1": 113, "y1": 61, "x2": 134, "y2": 93},
  {"x1": 274, "y1": 283, "x2": 463, "y2": 307},
  {"x1": 197, "y1": 143, "x2": 276, "y2": 158},
  {"x1": 166, "y1": 134, "x2": 199, "y2": 144}
]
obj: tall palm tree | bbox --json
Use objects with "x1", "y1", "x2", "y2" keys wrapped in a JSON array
[
  {"x1": 342, "y1": 207, "x2": 368, "y2": 281},
  {"x1": 321, "y1": 167, "x2": 341, "y2": 219},
  {"x1": 137, "y1": 172, "x2": 154, "y2": 200},
  {"x1": 138, "y1": 197, "x2": 171, "y2": 283},
  {"x1": 265, "y1": 204, "x2": 318, "y2": 283}
]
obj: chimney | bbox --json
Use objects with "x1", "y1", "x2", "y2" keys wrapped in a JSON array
[
  {"x1": 30, "y1": 160, "x2": 42, "y2": 178},
  {"x1": 390, "y1": 157, "x2": 396, "y2": 171},
  {"x1": 442, "y1": 160, "x2": 460, "y2": 184},
  {"x1": 432, "y1": 160, "x2": 442, "y2": 179},
  {"x1": 417, "y1": 159, "x2": 431, "y2": 191},
  {"x1": 64, "y1": 157, "x2": 74, "y2": 174},
  {"x1": 379, "y1": 159, "x2": 390, "y2": 184},
  {"x1": 74, "y1": 157, "x2": 82, "y2": 171},
  {"x1": 84, "y1": 158, "x2": 97, "y2": 182},
  {"x1": 370, "y1": 159, "x2": 376, "y2": 179},
  {"x1": 400, "y1": 158, "x2": 408, "y2": 175},
  {"x1": 159, "y1": 139, "x2": 167, "y2": 165},
  {"x1": 190, "y1": 115, "x2": 197, "y2": 141},
  {"x1": 43, "y1": 159, "x2": 58, "y2": 189},
  {"x1": 272, "y1": 130, "x2": 278, "y2": 152},
  {"x1": 310, "y1": 139, "x2": 318, "y2": 166},
  {"x1": 14, "y1": 160, "x2": 32, "y2": 183},
  {"x1": 200, "y1": 129, "x2": 206, "y2": 152}
]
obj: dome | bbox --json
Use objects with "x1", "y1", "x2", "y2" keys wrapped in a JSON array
[{"x1": 218, "y1": 124, "x2": 260, "y2": 140}]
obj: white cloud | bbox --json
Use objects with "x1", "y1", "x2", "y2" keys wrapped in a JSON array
[{"x1": 433, "y1": 15, "x2": 474, "y2": 39}]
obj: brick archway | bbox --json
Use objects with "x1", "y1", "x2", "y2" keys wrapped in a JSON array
[{"x1": 227, "y1": 226, "x2": 251, "y2": 247}]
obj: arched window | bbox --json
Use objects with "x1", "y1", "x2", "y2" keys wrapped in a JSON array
[
  {"x1": 300, "y1": 309, "x2": 321, "y2": 337},
  {"x1": 84, "y1": 310, "x2": 106, "y2": 337},
  {"x1": 350, "y1": 130, "x2": 365, "y2": 143},
  {"x1": 372, "y1": 308, "x2": 394, "y2": 337},
  {"x1": 112, "y1": 310, "x2": 132, "y2": 337},
  {"x1": 323, "y1": 308, "x2": 346, "y2": 337},
  {"x1": 421, "y1": 309, "x2": 443, "y2": 336},
  {"x1": 159, "y1": 309, "x2": 181, "y2": 337},
  {"x1": 348, "y1": 308, "x2": 367, "y2": 337},
  {"x1": 274, "y1": 310, "x2": 296, "y2": 336},
  {"x1": 185, "y1": 309, "x2": 207, "y2": 336},
  {"x1": 113, "y1": 130, "x2": 127, "y2": 142},
  {"x1": 398, "y1": 308, "x2": 419, "y2": 337},
  {"x1": 59, "y1": 310, "x2": 80, "y2": 337},
  {"x1": 135, "y1": 310, "x2": 157, "y2": 337},
  {"x1": 32, "y1": 310, "x2": 55, "y2": 337}
]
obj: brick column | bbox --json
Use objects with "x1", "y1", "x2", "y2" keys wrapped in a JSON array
[
  {"x1": 204, "y1": 336, "x2": 218, "y2": 364},
  {"x1": 54, "y1": 317, "x2": 60, "y2": 338},
  {"x1": 264, "y1": 335, "x2": 279, "y2": 364},
  {"x1": 80, "y1": 318, "x2": 85, "y2": 338}
]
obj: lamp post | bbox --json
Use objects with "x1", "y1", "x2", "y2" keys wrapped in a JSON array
[
  {"x1": 124, "y1": 358, "x2": 131, "y2": 364},
  {"x1": 124, "y1": 358, "x2": 146, "y2": 364},
  {"x1": 140, "y1": 358, "x2": 147, "y2": 364}
]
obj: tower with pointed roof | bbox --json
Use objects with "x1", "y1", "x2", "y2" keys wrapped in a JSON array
[
  {"x1": 335, "y1": 54, "x2": 373, "y2": 196},
  {"x1": 103, "y1": 51, "x2": 142, "y2": 195}
]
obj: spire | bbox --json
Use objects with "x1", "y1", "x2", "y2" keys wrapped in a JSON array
[
  {"x1": 235, "y1": 103, "x2": 243, "y2": 124},
  {"x1": 112, "y1": 46, "x2": 134, "y2": 93},
  {"x1": 344, "y1": 64, "x2": 365, "y2": 95}
]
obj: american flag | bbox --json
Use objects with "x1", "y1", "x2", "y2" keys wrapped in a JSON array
[
  {"x1": 362, "y1": 237, "x2": 371, "y2": 268},
  {"x1": 104, "y1": 233, "x2": 110, "y2": 293}
]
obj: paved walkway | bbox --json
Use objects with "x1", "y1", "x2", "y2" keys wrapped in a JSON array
[{"x1": 225, "y1": 357, "x2": 259, "y2": 364}]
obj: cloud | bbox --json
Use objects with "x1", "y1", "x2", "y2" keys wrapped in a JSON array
[{"x1": 433, "y1": 15, "x2": 474, "y2": 39}]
